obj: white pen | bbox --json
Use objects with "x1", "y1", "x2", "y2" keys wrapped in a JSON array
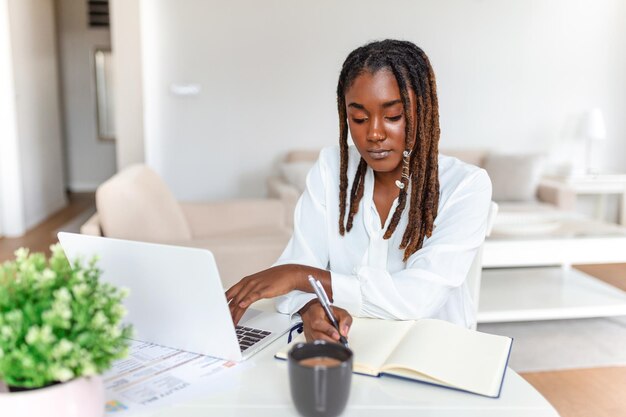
[{"x1": 307, "y1": 275, "x2": 349, "y2": 347}]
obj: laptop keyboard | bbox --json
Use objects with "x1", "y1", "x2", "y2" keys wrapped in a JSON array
[{"x1": 236, "y1": 325, "x2": 271, "y2": 351}]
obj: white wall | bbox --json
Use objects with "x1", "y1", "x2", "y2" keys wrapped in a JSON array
[
  {"x1": 0, "y1": 0, "x2": 25, "y2": 237},
  {"x1": 2, "y1": 0, "x2": 67, "y2": 234},
  {"x1": 56, "y1": 0, "x2": 116, "y2": 191},
  {"x1": 133, "y1": 0, "x2": 625, "y2": 200},
  {"x1": 110, "y1": 0, "x2": 144, "y2": 170}
]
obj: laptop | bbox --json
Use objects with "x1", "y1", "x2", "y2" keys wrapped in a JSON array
[{"x1": 57, "y1": 232, "x2": 293, "y2": 362}]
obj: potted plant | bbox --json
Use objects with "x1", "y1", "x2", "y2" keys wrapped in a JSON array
[{"x1": 0, "y1": 245, "x2": 132, "y2": 417}]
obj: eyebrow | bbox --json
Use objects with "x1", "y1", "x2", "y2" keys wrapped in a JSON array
[
  {"x1": 347, "y1": 99, "x2": 403, "y2": 110},
  {"x1": 382, "y1": 99, "x2": 403, "y2": 108}
]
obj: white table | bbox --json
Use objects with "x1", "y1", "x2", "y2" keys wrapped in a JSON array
[
  {"x1": 479, "y1": 213, "x2": 626, "y2": 323},
  {"x1": 540, "y1": 173, "x2": 626, "y2": 225},
  {"x1": 133, "y1": 332, "x2": 559, "y2": 417}
]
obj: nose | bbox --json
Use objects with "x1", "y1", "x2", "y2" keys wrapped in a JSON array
[{"x1": 367, "y1": 116, "x2": 386, "y2": 142}]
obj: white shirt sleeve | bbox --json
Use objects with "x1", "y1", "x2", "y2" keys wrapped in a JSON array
[
  {"x1": 331, "y1": 169, "x2": 492, "y2": 320},
  {"x1": 273, "y1": 155, "x2": 329, "y2": 316}
]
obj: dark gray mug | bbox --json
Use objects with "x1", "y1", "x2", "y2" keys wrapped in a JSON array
[{"x1": 288, "y1": 340, "x2": 353, "y2": 417}]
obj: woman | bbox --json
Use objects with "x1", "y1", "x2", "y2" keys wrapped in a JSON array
[{"x1": 226, "y1": 39, "x2": 491, "y2": 344}]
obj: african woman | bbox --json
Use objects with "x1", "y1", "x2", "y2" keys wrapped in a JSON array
[{"x1": 226, "y1": 39, "x2": 492, "y2": 343}]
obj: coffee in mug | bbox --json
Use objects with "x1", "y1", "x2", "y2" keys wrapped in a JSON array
[
  {"x1": 288, "y1": 340, "x2": 353, "y2": 417},
  {"x1": 298, "y1": 357, "x2": 342, "y2": 368}
]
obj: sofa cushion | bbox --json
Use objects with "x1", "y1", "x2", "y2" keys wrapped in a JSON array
[
  {"x1": 441, "y1": 149, "x2": 488, "y2": 168},
  {"x1": 483, "y1": 153, "x2": 545, "y2": 202},
  {"x1": 279, "y1": 161, "x2": 314, "y2": 193},
  {"x1": 284, "y1": 149, "x2": 320, "y2": 163},
  {"x1": 96, "y1": 164, "x2": 192, "y2": 242}
]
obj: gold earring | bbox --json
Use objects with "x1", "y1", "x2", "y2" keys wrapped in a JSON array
[{"x1": 395, "y1": 150, "x2": 411, "y2": 190}]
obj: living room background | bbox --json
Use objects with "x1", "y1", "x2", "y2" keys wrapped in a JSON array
[
  {"x1": 2, "y1": 0, "x2": 625, "y2": 236},
  {"x1": 112, "y1": 0, "x2": 626, "y2": 201}
]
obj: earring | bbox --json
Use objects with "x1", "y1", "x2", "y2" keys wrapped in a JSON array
[{"x1": 395, "y1": 150, "x2": 411, "y2": 190}]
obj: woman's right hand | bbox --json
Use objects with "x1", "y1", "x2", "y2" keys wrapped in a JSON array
[
  {"x1": 299, "y1": 301, "x2": 352, "y2": 343},
  {"x1": 225, "y1": 264, "x2": 332, "y2": 326}
]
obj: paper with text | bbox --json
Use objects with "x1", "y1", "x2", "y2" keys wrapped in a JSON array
[{"x1": 104, "y1": 340, "x2": 243, "y2": 415}]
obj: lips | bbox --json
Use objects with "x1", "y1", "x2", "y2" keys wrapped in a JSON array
[{"x1": 367, "y1": 149, "x2": 391, "y2": 160}]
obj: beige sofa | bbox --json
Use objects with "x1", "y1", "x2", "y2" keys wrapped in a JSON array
[
  {"x1": 81, "y1": 165, "x2": 291, "y2": 288},
  {"x1": 268, "y1": 149, "x2": 574, "y2": 228}
]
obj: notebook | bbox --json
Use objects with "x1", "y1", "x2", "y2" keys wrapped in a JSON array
[{"x1": 275, "y1": 317, "x2": 513, "y2": 398}]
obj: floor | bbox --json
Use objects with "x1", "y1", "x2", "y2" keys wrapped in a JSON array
[
  {"x1": 0, "y1": 192, "x2": 94, "y2": 258},
  {"x1": 1, "y1": 193, "x2": 626, "y2": 417}
]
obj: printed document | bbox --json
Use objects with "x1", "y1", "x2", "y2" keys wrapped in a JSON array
[{"x1": 104, "y1": 340, "x2": 243, "y2": 414}]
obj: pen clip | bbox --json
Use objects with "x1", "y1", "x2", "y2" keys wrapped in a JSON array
[
  {"x1": 315, "y1": 280, "x2": 332, "y2": 306},
  {"x1": 308, "y1": 275, "x2": 335, "y2": 320}
]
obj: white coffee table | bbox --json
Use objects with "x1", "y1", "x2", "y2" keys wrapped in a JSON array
[
  {"x1": 133, "y1": 333, "x2": 558, "y2": 417},
  {"x1": 540, "y1": 173, "x2": 626, "y2": 226},
  {"x1": 479, "y1": 211, "x2": 626, "y2": 323}
]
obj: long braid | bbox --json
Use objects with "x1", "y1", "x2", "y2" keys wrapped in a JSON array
[
  {"x1": 337, "y1": 91, "x2": 349, "y2": 236},
  {"x1": 337, "y1": 49, "x2": 365, "y2": 236},
  {"x1": 402, "y1": 46, "x2": 440, "y2": 259},
  {"x1": 382, "y1": 58, "x2": 413, "y2": 240},
  {"x1": 336, "y1": 40, "x2": 441, "y2": 261},
  {"x1": 402, "y1": 55, "x2": 432, "y2": 252},
  {"x1": 423, "y1": 48, "x2": 441, "y2": 232},
  {"x1": 401, "y1": 94, "x2": 427, "y2": 250},
  {"x1": 390, "y1": 51, "x2": 430, "y2": 253},
  {"x1": 346, "y1": 158, "x2": 367, "y2": 232},
  {"x1": 398, "y1": 60, "x2": 427, "y2": 249}
]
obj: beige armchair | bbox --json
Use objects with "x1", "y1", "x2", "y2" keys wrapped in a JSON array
[{"x1": 81, "y1": 165, "x2": 291, "y2": 288}]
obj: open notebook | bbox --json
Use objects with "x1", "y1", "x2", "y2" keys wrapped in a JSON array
[{"x1": 276, "y1": 318, "x2": 513, "y2": 398}]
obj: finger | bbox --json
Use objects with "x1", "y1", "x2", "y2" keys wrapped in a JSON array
[
  {"x1": 336, "y1": 312, "x2": 352, "y2": 337},
  {"x1": 228, "y1": 297, "x2": 237, "y2": 319},
  {"x1": 232, "y1": 305, "x2": 248, "y2": 326},
  {"x1": 228, "y1": 288, "x2": 245, "y2": 317},
  {"x1": 230, "y1": 280, "x2": 257, "y2": 310},
  {"x1": 238, "y1": 288, "x2": 265, "y2": 309},
  {"x1": 232, "y1": 289, "x2": 260, "y2": 323},
  {"x1": 232, "y1": 291, "x2": 257, "y2": 324},
  {"x1": 311, "y1": 319, "x2": 340, "y2": 341},
  {"x1": 228, "y1": 285, "x2": 252, "y2": 321},
  {"x1": 229, "y1": 302, "x2": 240, "y2": 324},
  {"x1": 309, "y1": 330, "x2": 340, "y2": 344},
  {"x1": 225, "y1": 279, "x2": 246, "y2": 301}
]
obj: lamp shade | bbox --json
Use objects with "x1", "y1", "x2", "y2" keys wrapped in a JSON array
[{"x1": 580, "y1": 108, "x2": 606, "y2": 141}]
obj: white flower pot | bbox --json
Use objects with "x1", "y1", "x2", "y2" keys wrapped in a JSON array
[{"x1": 0, "y1": 376, "x2": 104, "y2": 417}]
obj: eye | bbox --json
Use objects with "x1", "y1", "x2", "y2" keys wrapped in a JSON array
[
  {"x1": 386, "y1": 115, "x2": 403, "y2": 122},
  {"x1": 351, "y1": 117, "x2": 367, "y2": 124}
]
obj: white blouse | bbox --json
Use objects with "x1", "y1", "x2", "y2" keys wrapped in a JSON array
[{"x1": 274, "y1": 145, "x2": 492, "y2": 328}]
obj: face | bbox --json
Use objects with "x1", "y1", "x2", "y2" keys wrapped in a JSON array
[{"x1": 344, "y1": 69, "x2": 415, "y2": 175}]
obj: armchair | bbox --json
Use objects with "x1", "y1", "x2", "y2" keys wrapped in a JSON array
[{"x1": 81, "y1": 165, "x2": 291, "y2": 288}]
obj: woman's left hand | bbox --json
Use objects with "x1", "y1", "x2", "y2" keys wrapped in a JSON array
[{"x1": 225, "y1": 264, "x2": 330, "y2": 325}]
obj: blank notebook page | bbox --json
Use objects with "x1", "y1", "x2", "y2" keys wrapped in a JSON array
[
  {"x1": 385, "y1": 319, "x2": 511, "y2": 395},
  {"x1": 348, "y1": 318, "x2": 414, "y2": 372}
]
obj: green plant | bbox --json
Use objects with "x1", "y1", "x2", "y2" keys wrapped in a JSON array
[{"x1": 0, "y1": 245, "x2": 132, "y2": 389}]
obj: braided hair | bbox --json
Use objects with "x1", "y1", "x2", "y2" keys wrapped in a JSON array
[{"x1": 337, "y1": 39, "x2": 440, "y2": 262}]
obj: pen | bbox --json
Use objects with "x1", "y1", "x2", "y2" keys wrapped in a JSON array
[{"x1": 307, "y1": 275, "x2": 349, "y2": 348}]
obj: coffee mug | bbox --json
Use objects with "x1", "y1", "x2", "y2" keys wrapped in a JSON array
[{"x1": 288, "y1": 340, "x2": 353, "y2": 417}]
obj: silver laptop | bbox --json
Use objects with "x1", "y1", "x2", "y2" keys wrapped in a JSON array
[{"x1": 57, "y1": 232, "x2": 293, "y2": 362}]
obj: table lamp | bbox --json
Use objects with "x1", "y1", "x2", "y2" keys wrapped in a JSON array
[{"x1": 580, "y1": 108, "x2": 606, "y2": 174}]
